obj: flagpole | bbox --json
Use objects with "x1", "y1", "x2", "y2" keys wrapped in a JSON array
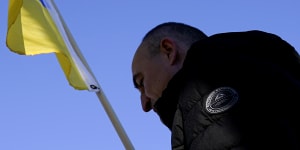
[
  {"x1": 49, "y1": 0, "x2": 135, "y2": 149},
  {"x1": 96, "y1": 91, "x2": 135, "y2": 150}
]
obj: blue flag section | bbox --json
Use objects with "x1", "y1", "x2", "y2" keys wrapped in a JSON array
[{"x1": 39, "y1": 0, "x2": 46, "y2": 7}]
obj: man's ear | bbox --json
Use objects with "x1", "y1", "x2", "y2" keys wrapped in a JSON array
[{"x1": 160, "y1": 38, "x2": 177, "y2": 65}]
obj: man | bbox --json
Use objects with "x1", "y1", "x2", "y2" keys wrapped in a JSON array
[{"x1": 131, "y1": 22, "x2": 300, "y2": 150}]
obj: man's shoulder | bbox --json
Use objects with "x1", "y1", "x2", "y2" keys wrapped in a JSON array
[
  {"x1": 209, "y1": 30, "x2": 277, "y2": 39},
  {"x1": 187, "y1": 29, "x2": 298, "y2": 67},
  {"x1": 183, "y1": 29, "x2": 300, "y2": 80}
]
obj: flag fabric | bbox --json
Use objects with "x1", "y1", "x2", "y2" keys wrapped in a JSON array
[{"x1": 6, "y1": 0, "x2": 100, "y2": 91}]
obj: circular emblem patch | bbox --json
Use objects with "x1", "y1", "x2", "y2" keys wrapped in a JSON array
[{"x1": 205, "y1": 87, "x2": 239, "y2": 114}]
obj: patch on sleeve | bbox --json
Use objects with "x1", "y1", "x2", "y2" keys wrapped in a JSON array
[{"x1": 205, "y1": 87, "x2": 239, "y2": 114}]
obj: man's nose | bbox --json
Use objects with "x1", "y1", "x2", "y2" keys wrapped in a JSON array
[{"x1": 141, "y1": 93, "x2": 152, "y2": 112}]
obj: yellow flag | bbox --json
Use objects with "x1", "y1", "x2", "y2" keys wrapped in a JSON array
[{"x1": 6, "y1": 0, "x2": 100, "y2": 91}]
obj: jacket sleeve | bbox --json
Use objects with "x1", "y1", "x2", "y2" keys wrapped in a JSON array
[{"x1": 176, "y1": 30, "x2": 300, "y2": 149}]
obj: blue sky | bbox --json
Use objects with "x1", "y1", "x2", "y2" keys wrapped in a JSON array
[{"x1": 0, "y1": 0, "x2": 299, "y2": 150}]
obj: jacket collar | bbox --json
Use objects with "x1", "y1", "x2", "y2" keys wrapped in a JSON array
[{"x1": 153, "y1": 69, "x2": 185, "y2": 130}]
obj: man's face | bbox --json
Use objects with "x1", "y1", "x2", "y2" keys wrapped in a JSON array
[{"x1": 132, "y1": 44, "x2": 174, "y2": 112}]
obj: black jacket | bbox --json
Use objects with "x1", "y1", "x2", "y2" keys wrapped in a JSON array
[{"x1": 154, "y1": 30, "x2": 300, "y2": 150}]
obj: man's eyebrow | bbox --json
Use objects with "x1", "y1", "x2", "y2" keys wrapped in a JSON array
[{"x1": 132, "y1": 73, "x2": 140, "y2": 89}]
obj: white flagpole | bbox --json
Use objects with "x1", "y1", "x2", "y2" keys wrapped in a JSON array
[
  {"x1": 48, "y1": 0, "x2": 135, "y2": 149},
  {"x1": 96, "y1": 91, "x2": 135, "y2": 150}
]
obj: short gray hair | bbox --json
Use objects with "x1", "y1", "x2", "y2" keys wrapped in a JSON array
[{"x1": 142, "y1": 22, "x2": 207, "y2": 56}]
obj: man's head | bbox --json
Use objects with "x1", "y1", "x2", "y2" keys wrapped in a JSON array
[{"x1": 131, "y1": 22, "x2": 207, "y2": 112}]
